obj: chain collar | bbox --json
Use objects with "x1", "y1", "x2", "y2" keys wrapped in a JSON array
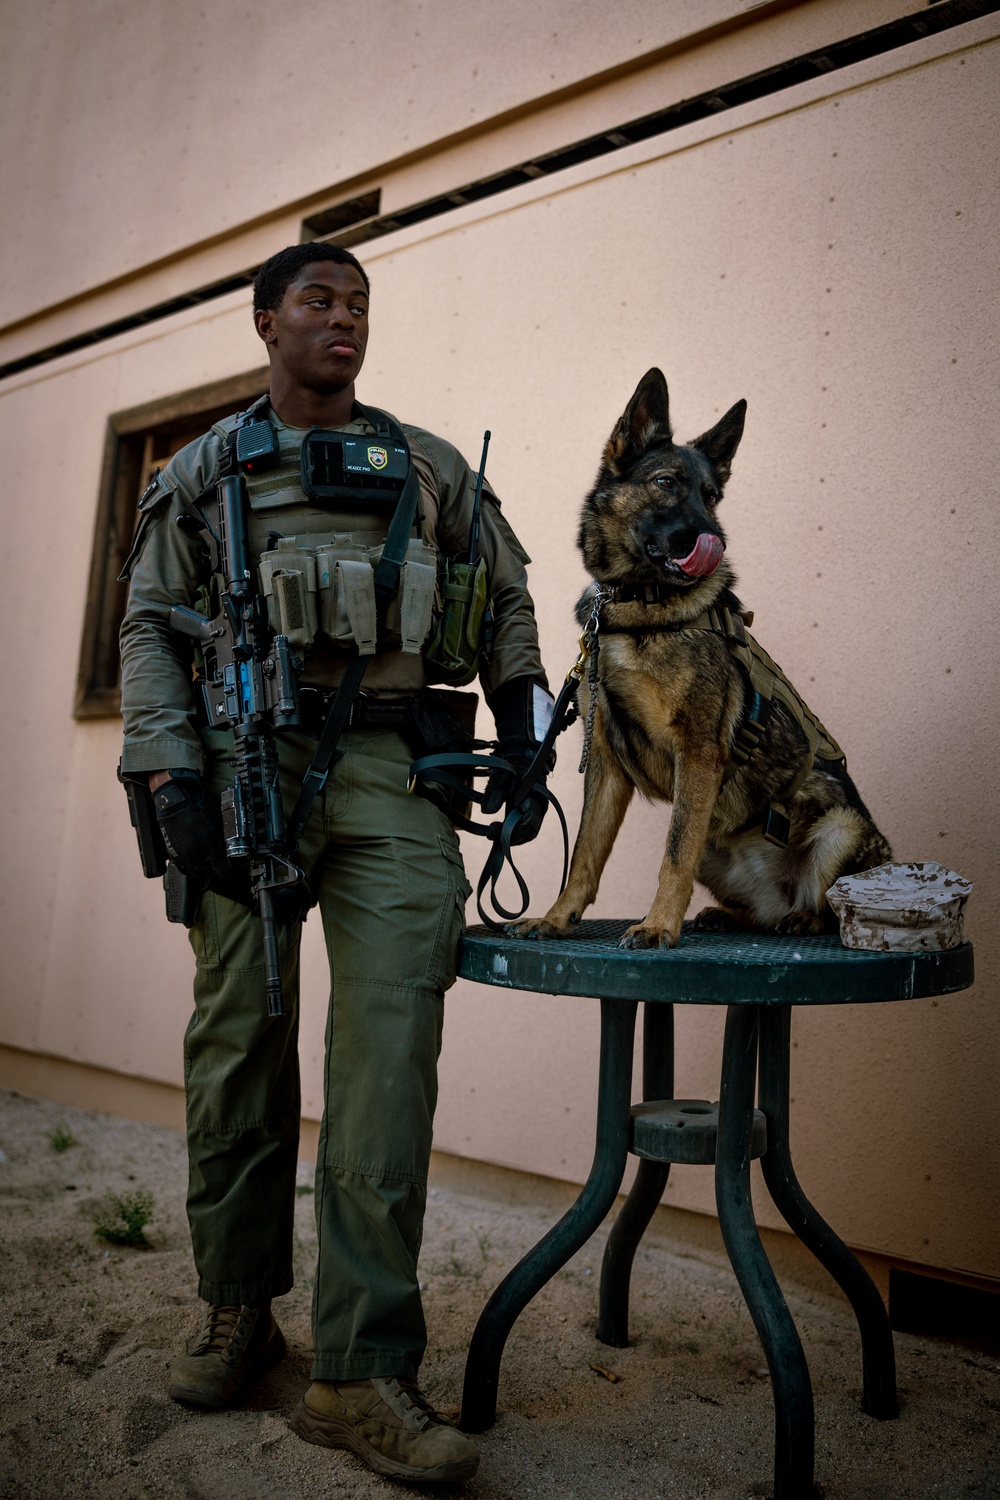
[{"x1": 575, "y1": 585, "x2": 610, "y2": 774}]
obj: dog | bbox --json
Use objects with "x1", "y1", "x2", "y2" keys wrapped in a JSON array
[{"x1": 512, "y1": 368, "x2": 891, "y2": 950}]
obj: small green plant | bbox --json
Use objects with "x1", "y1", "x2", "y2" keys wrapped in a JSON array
[
  {"x1": 93, "y1": 1189, "x2": 155, "y2": 1247},
  {"x1": 48, "y1": 1125, "x2": 77, "y2": 1153},
  {"x1": 477, "y1": 1232, "x2": 492, "y2": 1264}
]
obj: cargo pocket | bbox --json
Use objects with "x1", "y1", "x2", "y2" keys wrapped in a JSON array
[
  {"x1": 426, "y1": 837, "x2": 472, "y2": 992},
  {"x1": 188, "y1": 890, "x2": 223, "y2": 968}
]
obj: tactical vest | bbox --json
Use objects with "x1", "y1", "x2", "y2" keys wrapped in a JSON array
[
  {"x1": 687, "y1": 592, "x2": 842, "y2": 780},
  {"x1": 211, "y1": 402, "x2": 440, "y2": 668},
  {"x1": 683, "y1": 592, "x2": 844, "y2": 844},
  {"x1": 598, "y1": 584, "x2": 844, "y2": 845}
]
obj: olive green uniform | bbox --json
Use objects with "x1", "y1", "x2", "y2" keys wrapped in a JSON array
[{"x1": 120, "y1": 402, "x2": 544, "y2": 1381}]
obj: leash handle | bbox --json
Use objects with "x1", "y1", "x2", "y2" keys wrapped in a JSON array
[
  {"x1": 474, "y1": 785, "x2": 569, "y2": 928},
  {"x1": 408, "y1": 671, "x2": 579, "y2": 928},
  {"x1": 409, "y1": 749, "x2": 568, "y2": 929}
]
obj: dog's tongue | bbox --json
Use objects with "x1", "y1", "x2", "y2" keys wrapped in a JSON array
[{"x1": 676, "y1": 533, "x2": 725, "y2": 577}]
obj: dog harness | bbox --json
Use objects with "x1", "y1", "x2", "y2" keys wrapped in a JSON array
[{"x1": 586, "y1": 584, "x2": 844, "y2": 846}]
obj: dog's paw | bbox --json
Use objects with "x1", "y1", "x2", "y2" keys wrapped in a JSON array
[
  {"x1": 505, "y1": 916, "x2": 572, "y2": 941},
  {"x1": 775, "y1": 909, "x2": 827, "y2": 937},
  {"x1": 619, "y1": 922, "x2": 678, "y2": 951},
  {"x1": 691, "y1": 905, "x2": 741, "y2": 932}
]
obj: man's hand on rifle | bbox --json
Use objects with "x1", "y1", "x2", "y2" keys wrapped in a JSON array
[{"x1": 150, "y1": 770, "x2": 231, "y2": 884}]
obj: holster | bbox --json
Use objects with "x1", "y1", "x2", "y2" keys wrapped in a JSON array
[
  {"x1": 118, "y1": 762, "x2": 168, "y2": 879},
  {"x1": 118, "y1": 761, "x2": 250, "y2": 926},
  {"x1": 164, "y1": 862, "x2": 203, "y2": 926}
]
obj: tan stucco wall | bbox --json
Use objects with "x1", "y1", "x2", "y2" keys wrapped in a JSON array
[
  {"x1": 0, "y1": 0, "x2": 774, "y2": 327},
  {"x1": 0, "y1": 0, "x2": 915, "y2": 364},
  {"x1": 1, "y1": 2, "x2": 997, "y2": 1283}
]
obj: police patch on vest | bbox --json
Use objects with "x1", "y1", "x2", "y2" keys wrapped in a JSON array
[{"x1": 302, "y1": 429, "x2": 409, "y2": 507}]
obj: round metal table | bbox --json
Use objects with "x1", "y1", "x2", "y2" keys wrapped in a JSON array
[{"x1": 456, "y1": 921, "x2": 974, "y2": 1500}]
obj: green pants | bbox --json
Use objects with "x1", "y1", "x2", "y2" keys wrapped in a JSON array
[{"x1": 184, "y1": 725, "x2": 471, "y2": 1382}]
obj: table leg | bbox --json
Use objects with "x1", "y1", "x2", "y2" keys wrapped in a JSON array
[
  {"x1": 757, "y1": 1007, "x2": 898, "y2": 1419},
  {"x1": 716, "y1": 1004, "x2": 815, "y2": 1500},
  {"x1": 460, "y1": 996, "x2": 638, "y2": 1433},
  {"x1": 597, "y1": 1002, "x2": 674, "y2": 1347}
]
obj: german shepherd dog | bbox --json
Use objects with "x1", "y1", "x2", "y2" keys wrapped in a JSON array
[{"x1": 512, "y1": 368, "x2": 891, "y2": 950}]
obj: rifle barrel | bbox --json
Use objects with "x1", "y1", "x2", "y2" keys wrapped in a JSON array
[{"x1": 258, "y1": 883, "x2": 285, "y2": 1017}]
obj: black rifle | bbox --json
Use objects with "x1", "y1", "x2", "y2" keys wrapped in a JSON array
[{"x1": 170, "y1": 469, "x2": 304, "y2": 1018}]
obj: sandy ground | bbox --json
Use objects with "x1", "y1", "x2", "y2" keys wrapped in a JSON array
[{"x1": 0, "y1": 1088, "x2": 997, "y2": 1500}]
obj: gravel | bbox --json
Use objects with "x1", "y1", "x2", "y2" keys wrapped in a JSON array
[{"x1": 1, "y1": 1088, "x2": 997, "y2": 1499}]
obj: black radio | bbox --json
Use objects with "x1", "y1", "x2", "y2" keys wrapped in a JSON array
[
  {"x1": 235, "y1": 419, "x2": 281, "y2": 473},
  {"x1": 301, "y1": 429, "x2": 409, "y2": 507}
]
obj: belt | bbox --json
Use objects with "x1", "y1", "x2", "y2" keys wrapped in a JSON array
[{"x1": 296, "y1": 686, "x2": 416, "y2": 738}]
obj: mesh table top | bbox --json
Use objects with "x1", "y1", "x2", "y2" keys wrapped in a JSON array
[{"x1": 457, "y1": 921, "x2": 974, "y2": 1006}]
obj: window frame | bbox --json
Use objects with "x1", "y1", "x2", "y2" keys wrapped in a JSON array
[{"x1": 75, "y1": 366, "x2": 269, "y2": 719}]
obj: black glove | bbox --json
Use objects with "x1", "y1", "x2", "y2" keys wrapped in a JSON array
[
  {"x1": 152, "y1": 771, "x2": 231, "y2": 884},
  {"x1": 482, "y1": 677, "x2": 554, "y2": 845}
]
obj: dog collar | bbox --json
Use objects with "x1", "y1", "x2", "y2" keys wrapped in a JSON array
[
  {"x1": 596, "y1": 584, "x2": 753, "y2": 635},
  {"x1": 605, "y1": 578, "x2": 680, "y2": 605}
]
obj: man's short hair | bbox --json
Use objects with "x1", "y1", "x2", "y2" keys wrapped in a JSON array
[{"x1": 253, "y1": 244, "x2": 370, "y2": 311}]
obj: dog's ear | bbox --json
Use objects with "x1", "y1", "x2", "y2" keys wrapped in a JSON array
[
  {"x1": 691, "y1": 400, "x2": 747, "y2": 487},
  {"x1": 604, "y1": 368, "x2": 672, "y2": 475}
]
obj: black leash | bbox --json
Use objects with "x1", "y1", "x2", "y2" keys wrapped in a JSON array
[{"x1": 408, "y1": 669, "x2": 581, "y2": 929}]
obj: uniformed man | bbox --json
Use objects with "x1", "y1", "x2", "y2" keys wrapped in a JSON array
[{"x1": 118, "y1": 242, "x2": 551, "y2": 1484}]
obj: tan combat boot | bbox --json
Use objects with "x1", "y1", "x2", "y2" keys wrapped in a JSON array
[
  {"x1": 290, "y1": 1376, "x2": 480, "y2": 1483},
  {"x1": 168, "y1": 1304, "x2": 286, "y2": 1410}
]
